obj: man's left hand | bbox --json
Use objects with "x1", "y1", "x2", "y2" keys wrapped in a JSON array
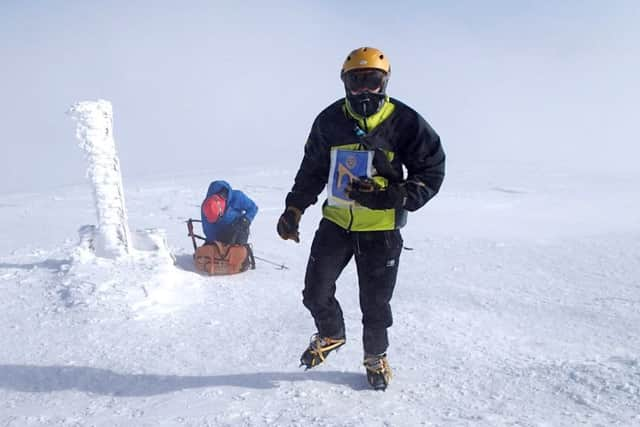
[{"x1": 346, "y1": 178, "x2": 407, "y2": 210}]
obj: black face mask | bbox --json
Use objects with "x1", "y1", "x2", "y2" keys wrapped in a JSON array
[{"x1": 346, "y1": 92, "x2": 386, "y2": 117}]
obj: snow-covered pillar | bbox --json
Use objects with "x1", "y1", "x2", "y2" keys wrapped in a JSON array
[{"x1": 69, "y1": 100, "x2": 131, "y2": 258}]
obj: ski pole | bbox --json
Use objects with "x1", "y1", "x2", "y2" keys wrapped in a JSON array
[{"x1": 253, "y1": 255, "x2": 288, "y2": 270}]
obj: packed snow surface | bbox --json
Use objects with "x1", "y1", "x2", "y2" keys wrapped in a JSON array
[{"x1": 0, "y1": 166, "x2": 639, "y2": 426}]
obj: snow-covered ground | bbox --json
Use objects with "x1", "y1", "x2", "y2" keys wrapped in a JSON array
[{"x1": 1, "y1": 165, "x2": 639, "y2": 426}]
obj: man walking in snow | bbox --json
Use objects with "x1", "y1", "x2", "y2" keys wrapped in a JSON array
[{"x1": 277, "y1": 47, "x2": 445, "y2": 390}]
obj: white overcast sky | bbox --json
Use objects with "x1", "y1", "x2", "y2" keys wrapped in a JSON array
[{"x1": 1, "y1": 1, "x2": 638, "y2": 194}]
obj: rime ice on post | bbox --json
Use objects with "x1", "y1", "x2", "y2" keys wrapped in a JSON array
[{"x1": 69, "y1": 100, "x2": 131, "y2": 258}]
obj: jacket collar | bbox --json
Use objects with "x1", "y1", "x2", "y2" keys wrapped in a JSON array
[{"x1": 344, "y1": 96, "x2": 395, "y2": 133}]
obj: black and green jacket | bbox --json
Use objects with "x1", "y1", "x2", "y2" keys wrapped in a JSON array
[{"x1": 286, "y1": 97, "x2": 445, "y2": 231}]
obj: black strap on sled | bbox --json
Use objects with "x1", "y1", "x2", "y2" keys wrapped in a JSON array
[{"x1": 245, "y1": 243, "x2": 256, "y2": 270}]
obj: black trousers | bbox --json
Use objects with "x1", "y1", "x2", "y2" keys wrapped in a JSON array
[
  {"x1": 216, "y1": 220, "x2": 250, "y2": 245},
  {"x1": 302, "y1": 219, "x2": 403, "y2": 355}
]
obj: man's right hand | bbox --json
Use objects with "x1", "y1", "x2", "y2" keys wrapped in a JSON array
[{"x1": 277, "y1": 207, "x2": 302, "y2": 243}]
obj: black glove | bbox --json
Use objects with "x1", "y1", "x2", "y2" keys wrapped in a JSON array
[
  {"x1": 346, "y1": 178, "x2": 407, "y2": 210},
  {"x1": 277, "y1": 207, "x2": 302, "y2": 243}
]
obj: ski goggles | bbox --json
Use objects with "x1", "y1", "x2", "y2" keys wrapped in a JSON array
[{"x1": 342, "y1": 69, "x2": 387, "y2": 94}]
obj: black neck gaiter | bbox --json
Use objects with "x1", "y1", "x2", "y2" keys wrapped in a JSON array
[{"x1": 346, "y1": 92, "x2": 386, "y2": 118}]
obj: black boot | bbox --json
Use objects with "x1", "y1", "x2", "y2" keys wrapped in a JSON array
[
  {"x1": 299, "y1": 333, "x2": 346, "y2": 370},
  {"x1": 364, "y1": 353, "x2": 392, "y2": 391}
]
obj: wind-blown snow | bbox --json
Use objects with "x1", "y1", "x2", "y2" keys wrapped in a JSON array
[{"x1": 0, "y1": 166, "x2": 639, "y2": 426}]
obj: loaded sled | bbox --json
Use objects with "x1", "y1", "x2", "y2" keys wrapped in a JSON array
[{"x1": 186, "y1": 219, "x2": 255, "y2": 275}]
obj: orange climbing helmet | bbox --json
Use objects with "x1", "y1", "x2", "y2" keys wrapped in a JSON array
[{"x1": 341, "y1": 47, "x2": 391, "y2": 76}]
